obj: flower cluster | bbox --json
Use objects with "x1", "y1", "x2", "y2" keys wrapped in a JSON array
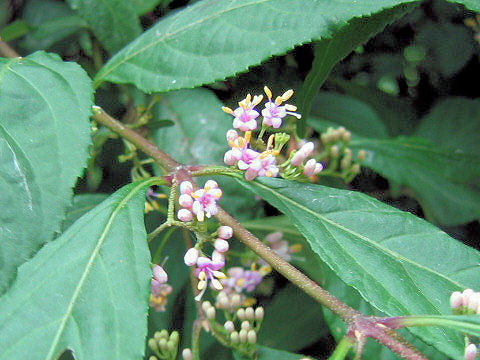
[
  {"x1": 288, "y1": 141, "x2": 323, "y2": 178},
  {"x1": 258, "y1": 231, "x2": 303, "y2": 264},
  {"x1": 177, "y1": 180, "x2": 222, "y2": 222},
  {"x1": 148, "y1": 329, "x2": 180, "y2": 360},
  {"x1": 450, "y1": 288, "x2": 480, "y2": 314},
  {"x1": 150, "y1": 265, "x2": 172, "y2": 312},
  {"x1": 184, "y1": 225, "x2": 233, "y2": 300},
  {"x1": 221, "y1": 267, "x2": 263, "y2": 294}
]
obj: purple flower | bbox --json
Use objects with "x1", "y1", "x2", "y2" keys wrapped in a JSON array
[
  {"x1": 221, "y1": 267, "x2": 263, "y2": 294},
  {"x1": 193, "y1": 256, "x2": 226, "y2": 301},
  {"x1": 222, "y1": 94, "x2": 263, "y2": 132},
  {"x1": 261, "y1": 86, "x2": 301, "y2": 129},
  {"x1": 178, "y1": 180, "x2": 222, "y2": 222}
]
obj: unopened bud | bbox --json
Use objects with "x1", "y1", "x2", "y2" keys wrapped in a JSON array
[
  {"x1": 152, "y1": 265, "x2": 168, "y2": 284},
  {"x1": 224, "y1": 150, "x2": 237, "y2": 166},
  {"x1": 468, "y1": 293, "x2": 480, "y2": 311},
  {"x1": 342, "y1": 131, "x2": 351, "y2": 142},
  {"x1": 204, "y1": 180, "x2": 218, "y2": 189},
  {"x1": 182, "y1": 348, "x2": 192, "y2": 360},
  {"x1": 214, "y1": 239, "x2": 229, "y2": 253},
  {"x1": 300, "y1": 142, "x2": 314, "y2": 157},
  {"x1": 159, "y1": 338, "x2": 168, "y2": 352},
  {"x1": 245, "y1": 307, "x2": 255, "y2": 320},
  {"x1": 154, "y1": 331, "x2": 162, "y2": 341},
  {"x1": 357, "y1": 150, "x2": 366, "y2": 161},
  {"x1": 330, "y1": 145, "x2": 339, "y2": 158},
  {"x1": 303, "y1": 159, "x2": 317, "y2": 177},
  {"x1": 148, "y1": 338, "x2": 158, "y2": 351},
  {"x1": 206, "y1": 306, "x2": 216, "y2": 320},
  {"x1": 351, "y1": 164, "x2": 361, "y2": 175},
  {"x1": 291, "y1": 150, "x2": 306, "y2": 166},
  {"x1": 179, "y1": 194, "x2": 193, "y2": 208},
  {"x1": 224, "y1": 321, "x2": 235, "y2": 334},
  {"x1": 247, "y1": 330, "x2": 257, "y2": 344},
  {"x1": 265, "y1": 232, "x2": 283, "y2": 243},
  {"x1": 159, "y1": 330, "x2": 169, "y2": 339},
  {"x1": 313, "y1": 162, "x2": 323, "y2": 175},
  {"x1": 167, "y1": 340, "x2": 176, "y2": 352},
  {"x1": 241, "y1": 321, "x2": 250, "y2": 331},
  {"x1": 231, "y1": 294, "x2": 242, "y2": 308},
  {"x1": 178, "y1": 209, "x2": 193, "y2": 222},
  {"x1": 450, "y1": 291, "x2": 463, "y2": 309},
  {"x1": 180, "y1": 181, "x2": 193, "y2": 195},
  {"x1": 321, "y1": 133, "x2": 329, "y2": 144},
  {"x1": 212, "y1": 250, "x2": 225, "y2": 263},
  {"x1": 239, "y1": 329, "x2": 248, "y2": 343},
  {"x1": 226, "y1": 129, "x2": 238, "y2": 142},
  {"x1": 218, "y1": 226, "x2": 233, "y2": 239},
  {"x1": 219, "y1": 294, "x2": 230, "y2": 308},
  {"x1": 170, "y1": 331, "x2": 179, "y2": 344},
  {"x1": 202, "y1": 301, "x2": 212, "y2": 312},
  {"x1": 463, "y1": 289, "x2": 474, "y2": 298},
  {"x1": 230, "y1": 331, "x2": 239, "y2": 343},
  {"x1": 465, "y1": 344, "x2": 478, "y2": 360},
  {"x1": 184, "y1": 248, "x2": 199, "y2": 266},
  {"x1": 255, "y1": 307, "x2": 264, "y2": 321},
  {"x1": 237, "y1": 308, "x2": 246, "y2": 321},
  {"x1": 149, "y1": 356, "x2": 158, "y2": 360}
]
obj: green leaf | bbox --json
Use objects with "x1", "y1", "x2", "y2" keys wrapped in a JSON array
[
  {"x1": 446, "y1": 0, "x2": 480, "y2": 11},
  {"x1": 0, "y1": 180, "x2": 154, "y2": 359},
  {"x1": 95, "y1": 0, "x2": 420, "y2": 92},
  {"x1": 296, "y1": 3, "x2": 417, "y2": 136},
  {"x1": 20, "y1": 0, "x2": 86, "y2": 52},
  {"x1": 310, "y1": 92, "x2": 388, "y2": 138},
  {"x1": 233, "y1": 345, "x2": 303, "y2": 360},
  {"x1": 400, "y1": 315, "x2": 480, "y2": 338},
  {"x1": 62, "y1": 194, "x2": 109, "y2": 231},
  {"x1": 153, "y1": 88, "x2": 259, "y2": 220},
  {"x1": 0, "y1": 20, "x2": 30, "y2": 42},
  {"x1": 132, "y1": 0, "x2": 163, "y2": 15},
  {"x1": 236, "y1": 176, "x2": 480, "y2": 359},
  {"x1": 66, "y1": 0, "x2": 142, "y2": 53},
  {"x1": 309, "y1": 118, "x2": 480, "y2": 226},
  {"x1": 416, "y1": 97, "x2": 480, "y2": 156},
  {"x1": 0, "y1": 51, "x2": 92, "y2": 293}
]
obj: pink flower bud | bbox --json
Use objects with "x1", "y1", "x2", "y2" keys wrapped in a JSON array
[
  {"x1": 205, "y1": 180, "x2": 218, "y2": 189},
  {"x1": 184, "y1": 248, "x2": 199, "y2": 266},
  {"x1": 244, "y1": 168, "x2": 258, "y2": 181},
  {"x1": 153, "y1": 265, "x2": 168, "y2": 283},
  {"x1": 450, "y1": 291, "x2": 463, "y2": 309},
  {"x1": 224, "y1": 150, "x2": 237, "y2": 166},
  {"x1": 180, "y1": 181, "x2": 193, "y2": 195},
  {"x1": 179, "y1": 194, "x2": 193, "y2": 208},
  {"x1": 300, "y1": 142, "x2": 314, "y2": 157},
  {"x1": 218, "y1": 226, "x2": 233, "y2": 239},
  {"x1": 178, "y1": 209, "x2": 193, "y2": 222},
  {"x1": 214, "y1": 239, "x2": 229, "y2": 253},
  {"x1": 226, "y1": 129, "x2": 239, "y2": 142},
  {"x1": 465, "y1": 344, "x2": 478, "y2": 360},
  {"x1": 290, "y1": 150, "x2": 306, "y2": 167},
  {"x1": 151, "y1": 278, "x2": 160, "y2": 294},
  {"x1": 266, "y1": 231, "x2": 283, "y2": 243},
  {"x1": 468, "y1": 293, "x2": 480, "y2": 311},
  {"x1": 463, "y1": 289, "x2": 474, "y2": 298},
  {"x1": 313, "y1": 162, "x2": 323, "y2": 175},
  {"x1": 303, "y1": 159, "x2": 317, "y2": 177},
  {"x1": 212, "y1": 250, "x2": 225, "y2": 264}
]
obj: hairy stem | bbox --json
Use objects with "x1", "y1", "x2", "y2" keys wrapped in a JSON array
[{"x1": 328, "y1": 336, "x2": 354, "y2": 360}]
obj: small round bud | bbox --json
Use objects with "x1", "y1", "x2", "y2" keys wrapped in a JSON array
[
  {"x1": 342, "y1": 131, "x2": 351, "y2": 142},
  {"x1": 245, "y1": 307, "x2": 255, "y2": 320},
  {"x1": 178, "y1": 209, "x2": 193, "y2": 222},
  {"x1": 449, "y1": 291, "x2": 463, "y2": 309},
  {"x1": 218, "y1": 294, "x2": 230, "y2": 308},
  {"x1": 204, "y1": 179, "x2": 218, "y2": 189},
  {"x1": 313, "y1": 162, "x2": 323, "y2": 175},
  {"x1": 170, "y1": 331, "x2": 179, "y2": 344},
  {"x1": 239, "y1": 329, "x2": 248, "y2": 343},
  {"x1": 255, "y1": 307, "x2": 264, "y2": 321},
  {"x1": 218, "y1": 226, "x2": 233, "y2": 240},
  {"x1": 290, "y1": 150, "x2": 306, "y2": 166},
  {"x1": 226, "y1": 129, "x2": 239, "y2": 142},
  {"x1": 241, "y1": 321, "x2": 250, "y2": 331},
  {"x1": 148, "y1": 338, "x2": 158, "y2": 351},
  {"x1": 224, "y1": 150, "x2": 237, "y2": 166},
  {"x1": 211, "y1": 250, "x2": 225, "y2": 264},
  {"x1": 167, "y1": 340, "x2": 176, "y2": 352},
  {"x1": 300, "y1": 142, "x2": 314, "y2": 157},
  {"x1": 332, "y1": 129, "x2": 341, "y2": 141},
  {"x1": 468, "y1": 293, "x2": 480, "y2": 311},
  {"x1": 159, "y1": 338, "x2": 168, "y2": 352},
  {"x1": 463, "y1": 289, "x2": 474, "y2": 298},
  {"x1": 149, "y1": 356, "x2": 158, "y2": 360},
  {"x1": 357, "y1": 150, "x2": 366, "y2": 161},
  {"x1": 154, "y1": 331, "x2": 162, "y2": 341},
  {"x1": 237, "y1": 308, "x2": 246, "y2": 321},
  {"x1": 224, "y1": 321, "x2": 235, "y2": 334},
  {"x1": 465, "y1": 344, "x2": 478, "y2": 360},
  {"x1": 247, "y1": 330, "x2": 257, "y2": 344},
  {"x1": 206, "y1": 306, "x2": 216, "y2": 320},
  {"x1": 182, "y1": 348, "x2": 192, "y2": 360},
  {"x1": 214, "y1": 239, "x2": 229, "y2": 253},
  {"x1": 321, "y1": 133, "x2": 329, "y2": 144},
  {"x1": 159, "y1": 329, "x2": 169, "y2": 339},
  {"x1": 179, "y1": 194, "x2": 193, "y2": 208},
  {"x1": 231, "y1": 294, "x2": 242, "y2": 308},
  {"x1": 152, "y1": 265, "x2": 168, "y2": 284},
  {"x1": 202, "y1": 301, "x2": 212, "y2": 312},
  {"x1": 180, "y1": 181, "x2": 193, "y2": 195},
  {"x1": 303, "y1": 159, "x2": 317, "y2": 177},
  {"x1": 230, "y1": 331, "x2": 239, "y2": 343},
  {"x1": 330, "y1": 145, "x2": 339, "y2": 158},
  {"x1": 184, "y1": 248, "x2": 199, "y2": 266},
  {"x1": 351, "y1": 164, "x2": 361, "y2": 175}
]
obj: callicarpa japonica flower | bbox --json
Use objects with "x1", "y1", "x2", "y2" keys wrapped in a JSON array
[
  {"x1": 177, "y1": 180, "x2": 222, "y2": 222},
  {"x1": 222, "y1": 93, "x2": 263, "y2": 131},
  {"x1": 261, "y1": 86, "x2": 301, "y2": 129},
  {"x1": 150, "y1": 265, "x2": 172, "y2": 312}
]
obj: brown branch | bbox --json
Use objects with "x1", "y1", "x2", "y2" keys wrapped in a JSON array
[{"x1": 0, "y1": 38, "x2": 20, "y2": 58}]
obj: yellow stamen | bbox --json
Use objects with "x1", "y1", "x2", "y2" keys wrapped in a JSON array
[
  {"x1": 244, "y1": 131, "x2": 252, "y2": 144},
  {"x1": 212, "y1": 279, "x2": 223, "y2": 290},
  {"x1": 259, "y1": 265, "x2": 272, "y2": 276},
  {"x1": 252, "y1": 94, "x2": 263, "y2": 106},
  {"x1": 198, "y1": 271, "x2": 206, "y2": 281},
  {"x1": 213, "y1": 271, "x2": 226, "y2": 279},
  {"x1": 281, "y1": 89, "x2": 294, "y2": 101},
  {"x1": 154, "y1": 193, "x2": 167, "y2": 199},
  {"x1": 250, "y1": 262, "x2": 257, "y2": 271},
  {"x1": 289, "y1": 244, "x2": 303, "y2": 253},
  {"x1": 144, "y1": 202, "x2": 153, "y2": 213},
  {"x1": 236, "y1": 278, "x2": 245, "y2": 288},
  {"x1": 284, "y1": 104, "x2": 297, "y2": 111},
  {"x1": 151, "y1": 200, "x2": 160, "y2": 210},
  {"x1": 198, "y1": 280, "x2": 207, "y2": 291},
  {"x1": 266, "y1": 170, "x2": 272, "y2": 177},
  {"x1": 243, "y1": 297, "x2": 257, "y2": 307},
  {"x1": 274, "y1": 96, "x2": 283, "y2": 106},
  {"x1": 264, "y1": 86, "x2": 272, "y2": 100},
  {"x1": 222, "y1": 106, "x2": 234, "y2": 114},
  {"x1": 266, "y1": 134, "x2": 275, "y2": 150}
]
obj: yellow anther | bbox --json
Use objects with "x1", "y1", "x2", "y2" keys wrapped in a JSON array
[
  {"x1": 244, "y1": 131, "x2": 252, "y2": 144},
  {"x1": 284, "y1": 104, "x2": 297, "y2": 111},
  {"x1": 213, "y1": 271, "x2": 226, "y2": 279},
  {"x1": 151, "y1": 200, "x2": 160, "y2": 210},
  {"x1": 266, "y1": 134, "x2": 275, "y2": 150},
  {"x1": 266, "y1": 170, "x2": 272, "y2": 177},
  {"x1": 236, "y1": 278, "x2": 245, "y2": 288},
  {"x1": 198, "y1": 280, "x2": 207, "y2": 291},
  {"x1": 198, "y1": 271, "x2": 206, "y2": 281},
  {"x1": 155, "y1": 193, "x2": 167, "y2": 199},
  {"x1": 281, "y1": 89, "x2": 294, "y2": 101},
  {"x1": 222, "y1": 106, "x2": 234, "y2": 114},
  {"x1": 252, "y1": 95, "x2": 263, "y2": 106},
  {"x1": 264, "y1": 86, "x2": 272, "y2": 100},
  {"x1": 212, "y1": 279, "x2": 223, "y2": 290},
  {"x1": 259, "y1": 265, "x2": 272, "y2": 276},
  {"x1": 243, "y1": 297, "x2": 257, "y2": 307},
  {"x1": 289, "y1": 244, "x2": 302, "y2": 253},
  {"x1": 274, "y1": 96, "x2": 283, "y2": 106}
]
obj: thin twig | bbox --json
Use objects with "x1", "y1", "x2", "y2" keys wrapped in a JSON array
[{"x1": 0, "y1": 38, "x2": 20, "y2": 58}]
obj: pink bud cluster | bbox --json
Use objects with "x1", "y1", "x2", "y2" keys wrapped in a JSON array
[
  {"x1": 291, "y1": 142, "x2": 323, "y2": 177},
  {"x1": 177, "y1": 180, "x2": 222, "y2": 222},
  {"x1": 184, "y1": 226, "x2": 233, "y2": 300},
  {"x1": 150, "y1": 265, "x2": 172, "y2": 312},
  {"x1": 450, "y1": 288, "x2": 480, "y2": 314}
]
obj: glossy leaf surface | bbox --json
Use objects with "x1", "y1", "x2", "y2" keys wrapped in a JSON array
[
  {"x1": 0, "y1": 181, "x2": 153, "y2": 360},
  {"x1": 0, "y1": 51, "x2": 92, "y2": 293}
]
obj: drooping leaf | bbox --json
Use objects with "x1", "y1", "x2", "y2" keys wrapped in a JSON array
[
  {"x1": 61, "y1": 194, "x2": 109, "y2": 231},
  {"x1": 296, "y1": 3, "x2": 417, "y2": 136},
  {"x1": 0, "y1": 180, "x2": 154, "y2": 360},
  {"x1": 0, "y1": 20, "x2": 30, "y2": 42},
  {"x1": 446, "y1": 0, "x2": 480, "y2": 11},
  {"x1": 94, "y1": 0, "x2": 420, "y2": 92},
  {"x1": 233, "y1": 345, "x2": 303, "y2": 360},
  {"x1": 416, "y1": 97, "x2": 480, "y2": 156},
  {"x1": 309, "y1": 118, "x2": 480, "y2": 226},
  {"x1": 153, "y1": 88, "x2": 259, "y2": 220},
  {"x1": 0, "y1": 51, "x2": 92, "y2": 293},
  {"x1": 236, "y1": 176, "x2": 480, "y2": 359},
  {"x1": 66, "y1": 0, "x2": 142, "y2": 53}
]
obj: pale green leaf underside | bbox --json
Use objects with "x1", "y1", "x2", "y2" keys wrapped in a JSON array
[
  {"x1": 0, "y1": 51, "x2": 92, "y2": 294},
  {"x1": 0, "y1": 181, "x2": 154, "y2": 360},
  {"x1": 237, "y1": 177, "x2": 480, "y2": 359},
  {"x1": 95, "y1": 0, "x2": 420, "y2": 93}
]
